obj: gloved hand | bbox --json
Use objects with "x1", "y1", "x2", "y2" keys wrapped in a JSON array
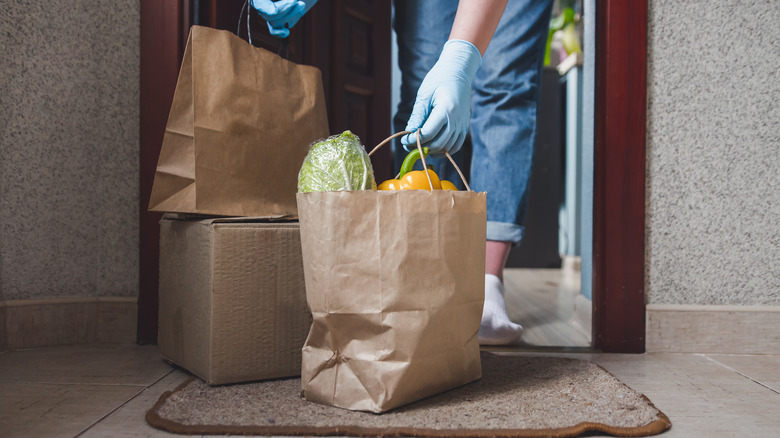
[
  {"x1": 401, "y1": 39, "x2": 482, "y2": 156},
  {"x1": 251, "y1": 0, "x2": 318, "y2": 38}
]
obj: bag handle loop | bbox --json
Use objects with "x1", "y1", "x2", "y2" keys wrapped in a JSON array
[
  {"x1": 368, "y1": 131, "x2": 472, "y2": 192},
  {"x1": 238, "y1": 0, "x2": 254, "y2": 46}
]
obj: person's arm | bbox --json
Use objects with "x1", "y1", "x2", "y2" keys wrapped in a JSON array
[
  {"x1": 401, "y1": 0, "x2": 508, "y2": 155},
  {"x1": 449, "y1": 0, "x2": 508, "y2": 55}
]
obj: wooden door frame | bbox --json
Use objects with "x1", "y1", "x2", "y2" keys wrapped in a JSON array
[
  {"x1": 138, "y1": 0, "x2": 649, "y2": 352},
  {"x1": 138, "y1": 0, "x2": 189, "y2": 343},
  {"x1": 592, "y1": 0, "x2": 648, "y2": 353}
]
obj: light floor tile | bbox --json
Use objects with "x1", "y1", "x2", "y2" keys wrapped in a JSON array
[
  {"x1": 79, "y1": 370, "x2": 190, "y2": 438},
  {"x1": 0, "y1": 382, "x2": 144, "y2": 438},
  {"x1": 0, "y1": 344, "x2": 171, "y2": 386},
  {"x1": 707, "y1": 354, "x2": 780, "y2": 393},
  {"x1": 588, "y1": 353, "x2": 780, "y2": 437}
]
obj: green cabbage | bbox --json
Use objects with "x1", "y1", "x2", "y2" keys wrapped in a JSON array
[{"x1": 297, "y1": 131, "x2": 377, "y2": 193}]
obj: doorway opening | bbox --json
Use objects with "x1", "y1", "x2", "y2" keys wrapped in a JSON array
[
  {"x1": 388, "y1": 0, "x2": 594, "y2": 348},
  {"x1": 503, "y1": 0, "x2": 593, "y2": 348}
]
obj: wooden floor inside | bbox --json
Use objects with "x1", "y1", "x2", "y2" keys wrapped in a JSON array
[{"x1": 503, "y1": 266, "x2": 591, "y2": 348}]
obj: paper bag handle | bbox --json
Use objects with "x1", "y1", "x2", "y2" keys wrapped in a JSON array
[
  {"x1": 238, "y1": 0, "x2": 254, "y2": 45},
  {"x1": 368, "y1": 131, "x2": 472, "y2": 192}
]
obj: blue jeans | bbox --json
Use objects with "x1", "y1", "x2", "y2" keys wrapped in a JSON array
[{"x1": 393, "y1": 0, "x2": 553, "y2": 244}]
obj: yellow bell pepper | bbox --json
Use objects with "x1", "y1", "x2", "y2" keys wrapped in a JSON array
[
  {"x1": 378, "y1": 147, "x2": 458, "y2": 191},
  {"x1": 400, "y1": 168, "x2": 442, "y2": 190},
  {"x1": 440, "y1": 180, "x2": 458, "y2": 191},
  {"x1": 377, "y1": 179, "x2": 401, "y2": 190}
]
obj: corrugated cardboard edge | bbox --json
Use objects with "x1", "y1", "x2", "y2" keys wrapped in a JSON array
[
  {"x1": 158, "y1": 215, "x2": 309, "y2": 386},
  {"x1": 158, "y1": 218, "x2": 215, "y2": 384},
  {"x1": 206, "y1": 223, "x2": 308, "y2": 384},
  {"x1": 161, "y1": 212, "x2": 298, "y2": 223}
]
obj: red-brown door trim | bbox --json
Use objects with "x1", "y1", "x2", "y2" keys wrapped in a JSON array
[
  {"x1": 592, "y1": 0, "x2": 648, "y2": 353},
  {"x1": 138, "y1": 0, "x2": 189, "y2": 344}
]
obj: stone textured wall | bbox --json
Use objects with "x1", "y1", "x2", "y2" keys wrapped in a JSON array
[
  {"x1": 2, "y1": 0, "x2": 778, "y2": 309},
  {"x1": 646, "y1": 0, "x2": 780, "y2": 305},
  {"x1": 0, "y1": 1, "x2": 140, "y2": 300}
]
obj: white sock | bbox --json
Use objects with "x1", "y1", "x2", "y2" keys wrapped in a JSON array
[{"x1": 478, "y1": 274, "x2": 524, "y2": 345}]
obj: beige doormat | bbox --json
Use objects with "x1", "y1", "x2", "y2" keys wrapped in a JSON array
[{"x1": 147, "y1": 352, "x2": 670, "y2": 437}]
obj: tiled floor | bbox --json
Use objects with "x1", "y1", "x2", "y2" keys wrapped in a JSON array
[{"x1": 1, "y1": 344, "x2": 779, "y2": 437}]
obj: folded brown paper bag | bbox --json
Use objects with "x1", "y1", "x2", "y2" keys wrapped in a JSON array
[
  {"x1": 149, "y1": 25, "x2": 329, "y2": 217},
  {"x1": 297, "y1": 189, "x2": 487, "y2": 413}
]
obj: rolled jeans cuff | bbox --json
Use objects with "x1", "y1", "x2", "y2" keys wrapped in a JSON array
[{"x1": 486, "y1": 221, "x2": 524, "y2": 245}]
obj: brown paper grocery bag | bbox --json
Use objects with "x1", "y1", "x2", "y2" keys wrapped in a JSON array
[
  {"x1": 297, "y1": 188, "x2": 487, "y2": 413},
  {"x1": 149, "y1": 25, "x2": 329, "y2": 217}
]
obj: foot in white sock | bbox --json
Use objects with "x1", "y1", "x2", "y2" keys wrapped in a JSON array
[{"x1": 478, "y1": 274, "x2": 524, "y2": 345}]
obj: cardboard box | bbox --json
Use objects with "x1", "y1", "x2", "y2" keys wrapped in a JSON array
[{"x1": 158, "y1": 215, "x2": 311, "y2": 385}]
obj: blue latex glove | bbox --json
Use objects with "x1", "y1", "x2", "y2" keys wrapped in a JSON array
[
  {"x1": 401, "y1": 39, "x2": 482, "y2": 156},
  {"x1": 251, "y1": 0, "x2": 318, "y2": 38}
]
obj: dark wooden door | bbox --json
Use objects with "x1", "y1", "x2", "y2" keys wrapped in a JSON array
[{"x1": 138, "y1": 0, "x2": 392, "y2": 343}]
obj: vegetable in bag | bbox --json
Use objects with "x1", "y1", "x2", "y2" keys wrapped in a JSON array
[
  {"x1": 297, "y1": 130, "x2": 377, "y2": 193},
  {"x1": 377, "y1": 147, "x2": 459, "y2": 191}
]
